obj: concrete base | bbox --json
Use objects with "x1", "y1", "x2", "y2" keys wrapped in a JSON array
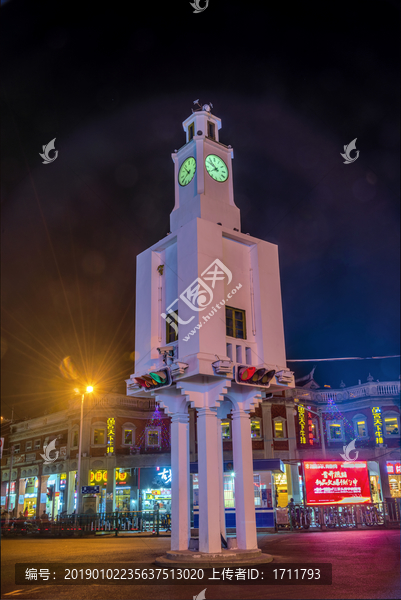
[{"x1": 155, "y1": 548, "x2": 274, "y2": 568}]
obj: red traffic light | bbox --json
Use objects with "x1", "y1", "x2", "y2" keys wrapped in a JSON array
[{"x1": 236, "y1": 366, "x2": 276, "y2": 387}]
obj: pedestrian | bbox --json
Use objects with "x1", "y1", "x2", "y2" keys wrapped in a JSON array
[
  {"x1": 23, "y1": 507, "x2": 29, "y2": 518},
  {"x1": 41, "y1": 510, "x2": 49, "y2": 520}
]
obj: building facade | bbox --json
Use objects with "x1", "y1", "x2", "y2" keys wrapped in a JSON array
[
  {"x1": 0, "y1": 393, "x2": 172, "y2": 519},
  {"x1": 1, "y1": 375, "x2": 399, "y2": 525}
]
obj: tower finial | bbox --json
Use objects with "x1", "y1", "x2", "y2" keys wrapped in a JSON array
[{"x1": 192, "y1": 100, "x2": 213, "y2": 113}]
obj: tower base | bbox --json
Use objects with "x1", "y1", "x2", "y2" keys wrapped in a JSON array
[{"x1": 155, "y1": 548, "x2": 273, "y2": 568}]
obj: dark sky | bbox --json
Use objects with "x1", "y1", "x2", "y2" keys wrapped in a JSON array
[{"x1": 1, "y1": 0, "x2": 400, "y2": 420}]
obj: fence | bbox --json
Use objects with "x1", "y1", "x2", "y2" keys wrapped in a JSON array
[
  {"x1": 1, "y1": 510, "x2": 171, "y2": 537},
  {"x1": 277, "y1": 501, "x2": 400, "y2": 531}
]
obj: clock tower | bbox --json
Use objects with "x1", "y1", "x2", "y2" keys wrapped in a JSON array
[
  {"x1": 127, "y1": 102, "x2": 293, "y2": 558},
  {"x1": 170, "y1": 102, "x2": 241, "y2": 232}
]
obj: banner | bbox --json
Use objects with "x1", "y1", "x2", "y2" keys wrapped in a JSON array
[
  {"x1": 0, "y1": 438, "x2": 3, "y2": 459},
  {"x1": 304, "y1": 461, "x2": 371, "y2": 505}
]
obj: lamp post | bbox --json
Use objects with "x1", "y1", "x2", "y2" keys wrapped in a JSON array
[{"x1": 74, "y1": 386, "x2": 93, "y2": 530}]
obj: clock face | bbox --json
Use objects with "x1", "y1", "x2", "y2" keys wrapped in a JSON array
[
  {"x1": 205, "y1": 154, "x2": 228, "y2": 182},
  {"x1": 178, "y1": 157, "x2": 196, "y2": 186}
]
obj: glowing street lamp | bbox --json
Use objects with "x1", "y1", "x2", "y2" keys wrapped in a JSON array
[{"x1": 74, "y1": 385, "x2": 94, "y2": 530}]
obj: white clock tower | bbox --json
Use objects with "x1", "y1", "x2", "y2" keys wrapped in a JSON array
[{"x1": 126, "y1": 103, "x2": 293, "y2": 560}]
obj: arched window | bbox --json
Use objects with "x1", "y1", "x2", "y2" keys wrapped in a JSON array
[
  {"x1": 327, "y1": 419, "x2": 344, "y2": 441},
  {"x1": 91, "y1": 421, "x2": 107, "y2": 446},
  {"x1": 352, "y1": 414, "x2": 368, "y2": 438},
  {"x1": 273, "y1": 416, "x2": 287, "y2": 439},
  {"x1": 221, "y1": 420, "x2": 231, "y2": 440},
  {"x1": 383, "y1": 411, "x2": 400, "y2": 438},
  {"x1": 70, "y1": 426, "x2": 79, "y2": 448},
  {"x1": 311, "y1": 418, "x2": 319, "y2": 443},
  {"x1": 250, "y1": 417, "x2": 262, "y2": 439},
  {"x1": 121, "y1": 422, "x2": 137, "y2": 446}
]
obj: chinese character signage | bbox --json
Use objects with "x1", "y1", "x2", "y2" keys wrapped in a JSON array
[
  {"x1": 372, "y1": 407, "x2": 383, "y2": 445},
  {"x1": 297, "y1": 405, "x2": 313, "y2": 446},
  {"x1": 298, "y1": 405, "x2": 306, "y2": 444},
  {"x1": 387, "y1": 462, "x2": 401, "y2": 474},
  {"x1": 304, "y1": 461, "x2": 371, "y2": 505},
  {"x1": 107, "y1": 417, "x2": 116, "y2": 453}
]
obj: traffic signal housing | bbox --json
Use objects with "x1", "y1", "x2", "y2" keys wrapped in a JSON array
[
  {"x1": 235, "y1": 366, "x2": 276, "y2": 387},
  {"x1": 134, "y1": 367, "x2": 172, "y2": 391},
  {"x1": 47, "y1": 486, "x2": 54, "y2": 501}
]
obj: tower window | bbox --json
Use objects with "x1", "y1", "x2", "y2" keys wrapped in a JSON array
[
  {"x1": 207, "y1": 121, "x2": 215, "y2": 140},
  {"x1": 166, "y1": 310, "x2": 178, "y2": 343},
  {"x1": 188, "y1": 123, "x2": 195, "y2": 141},
  {"x1": 226, "y1": 307, "x2": 246, "y2": 339}
]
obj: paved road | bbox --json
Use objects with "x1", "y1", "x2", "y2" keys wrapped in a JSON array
[{"x1": 1, "y1": 530, "x2": 400, "y2": 599}]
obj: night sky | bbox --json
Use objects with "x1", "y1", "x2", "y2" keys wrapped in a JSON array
[{"x1": 1, "y1": 0, "x2": 400, "y2": 420}]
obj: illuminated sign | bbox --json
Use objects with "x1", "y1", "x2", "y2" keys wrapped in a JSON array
[
  {"x1": 160, "y1": 468, "x2": 171, "y2": 484},
  {"x1": 304, "y1": 461, "x2": 371, "y2": 505},
  {"x1": 372, "y1": 407, "x2": 383, "y2": 445},
  {"x1": 90, "y1": 470, "x2": 107, "y2": 485},
  {"x1": 107, "y1": 417, "x2": 116, "y2": 454},
  {"x1": 387, "y1": 462, "x2": 401, "y2": 475},
  {"x1": 298, "y1": 405, "x2": 314, "y2": 445},
  {"x1": 59, "y1": 473, "x2": 67, "y2": 490}
]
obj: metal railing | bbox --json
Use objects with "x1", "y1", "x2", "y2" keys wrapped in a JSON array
[
  {"x1": 1, "y1": 511, "x2": 171, "y2": 537},
  {"x1": 276, "y1": 501, "x2": 400, "y2": 531}
]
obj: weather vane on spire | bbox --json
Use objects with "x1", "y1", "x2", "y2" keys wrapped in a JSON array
[{"x1": 192, "y1": 99, "x2": 213, "y2": 113}]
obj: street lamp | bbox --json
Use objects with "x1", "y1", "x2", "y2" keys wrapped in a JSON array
[
  {"x1": 294, "y1": 401, "x2": 326, "y2": 459},
  {"x1": 74, "y1": 385, "x2": 93, "y2": 530}
]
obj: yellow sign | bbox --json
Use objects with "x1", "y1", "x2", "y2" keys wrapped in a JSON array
[
  {"x1": 372, "y1": 407, "x2": 383, "y2": 445},
  {"x1": 107, "y1": 417, "x2": 116, "y2": 454}
]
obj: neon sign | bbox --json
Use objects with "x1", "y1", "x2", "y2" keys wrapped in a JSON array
[
  {"x1": 160, "y1": 468, "x2": 171, "y2": 484},
  {"x1": 372, "y1": 407, "x2": 383, "y2": 445},
  {"x1": 107, "y1": 417, "x2": 116, "y2": 453}
]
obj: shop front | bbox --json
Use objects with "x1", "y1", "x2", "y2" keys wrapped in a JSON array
[
  {"x1": 139, "y1": 467, "x2": 171, "y2": 514},
  {"x1": 23, "y1": 477, "x2": 38, "y2": 517},
  {"x1": 89, "y1": 469, "x2": 108, "y2": 513},
  {"x1": 191, "y1": 460, "x2": 278, "y2": 529},
  {"x1": 115, "y1": 468, "x2": 136, "y2": 512},
  {"x1": 3, "y1": 480, "x2": 17, "y2": 514},
  {"x1": 386, "y1": 461, "x2": 401, "y2": 498}
]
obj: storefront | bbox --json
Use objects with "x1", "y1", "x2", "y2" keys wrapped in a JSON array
[
  {"x1": 4, "y1": 481, "x2": 17, "y2": 514},
  {"x1": 139, "y1": 467, "x2": 171, "y2": 514},
  {"x1": 89, "y1": 469, "x2": 108, "y2": 513},
  {"x1": 192, "y1": 460, "x2": 278, "y2": 529},
  {"x1": 115, "y1": 468, "x2": 136, "y2": 512},
  {"x1": 386, "y1": 461, "x2": 401, "y2": 498},
  {"x1": 23, "y1": 477, "x2": 38, "y2": 517}
]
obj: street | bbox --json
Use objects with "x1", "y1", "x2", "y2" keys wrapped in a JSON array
[{"x1": 1, "y1": 530, "x2": 400, "y2": 599}]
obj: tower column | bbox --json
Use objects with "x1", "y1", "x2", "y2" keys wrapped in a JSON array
[
  {"x1": 231, "y1": 408, "x2": 258, "y2": 550},
  {"x1": 170, "y1": 412, "x2": 190, "y2": 551},
  {"x1": 216, "y1": 416, "x2": 227, "y2": 541},
  {"x1": 197, "y1": 407, "x2": 221, "y2": 553}
]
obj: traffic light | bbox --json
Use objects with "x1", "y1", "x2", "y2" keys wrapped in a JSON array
[
  {"x1": 47, "y1": 486, "x2": 54, "y2": 501},
  {"x1": 235, "y1": 366, "x2": 276, "y2": 387},
  {"x1": 134, "y1": 367, "x2": 172, "y2": 391}
]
